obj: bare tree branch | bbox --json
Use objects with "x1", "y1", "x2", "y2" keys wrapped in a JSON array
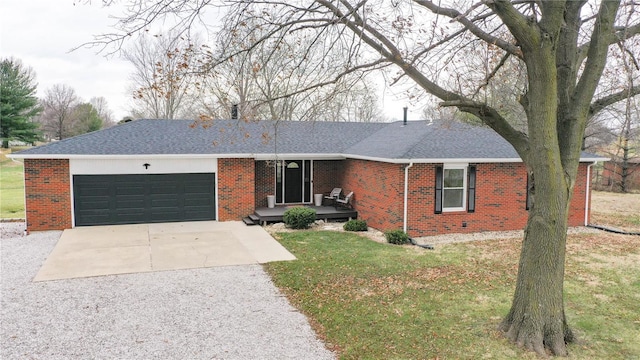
[
  {"x1": 590, "y1": 84, "x2": 640, "y2": 117},
  {"x1": 413, "y1": 0, "x2": 523, "y2": 58},
  {"x1": 440, "y1": 99, "x2": 529, "y2": 157},
  {"x1": 473, "y1": 52, "x2": 511, "y2": 97}
]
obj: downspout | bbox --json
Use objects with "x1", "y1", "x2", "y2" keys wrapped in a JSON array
[
  {"x1": 585, "y1": 161, "x2": 596, "y2": 226},
  {"x1": 403, "y1": 161, "x2": 414, "y2": 233}
]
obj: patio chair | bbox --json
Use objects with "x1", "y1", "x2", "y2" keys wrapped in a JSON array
[
  {"x1": 335, "y1": 191, "x2": 354, "y2": 209},
  {"x1": 324, "y1": 188, "x2": 342, "y2": 205}
]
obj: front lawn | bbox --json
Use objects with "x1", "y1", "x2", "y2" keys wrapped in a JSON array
[
  {"x1": 591, "y1": 191, "x2": 640, "y2": 232},
  {"x1": 266, "y1": 231, "x2": 640, "y2": 359},
  {"x1": 0, "y1": 159, "x2": 25, "y2": 219}
]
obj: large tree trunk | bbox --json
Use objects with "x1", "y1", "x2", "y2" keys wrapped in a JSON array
[
  {"x1": 499, "y1": 134, "x2": 577, "y2": 357},
  {"x1": 498, "y1": 32, "x2": 578, "y2": 354},
  {"x1": 499, "y1": 196, "x2": 574, "y2": 356}
]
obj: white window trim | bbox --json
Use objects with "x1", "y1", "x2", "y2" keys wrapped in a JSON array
[{"x1": 442, "y1": 163, "x2": 468, "y2": 212}]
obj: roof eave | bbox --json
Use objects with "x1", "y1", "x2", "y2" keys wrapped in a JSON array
[
  {"x1": 7, "y1": 153, "x2": 609, "y2": 163},
  {"x1": 7, "y1": 153, "x2": 347, "y2": 160}
]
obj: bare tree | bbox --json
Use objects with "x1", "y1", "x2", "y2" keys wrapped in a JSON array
[
  {"x1": 197, "y1": 20, "x2": 385, "y2": 121},
  {"x1": 124, "y1": 32, "x2": 200, "y2": 119},
  {"x1": 90, "y1": 96, "x2": 116, "y2": 128},
  {"x1": 601, "y1": 96, "x2": 640, "y2": 191},
  {"x1": 613, "y1": 23, "x2": 640, "y2": 192},
  {"x1": 38, "y1": 84, "x2": 81, "y2": 140},
  {"x1": 90, "y1": 1, "x2": 640, "y2": 356}
]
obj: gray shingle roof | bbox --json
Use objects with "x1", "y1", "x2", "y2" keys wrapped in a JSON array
[
  {"x1": 346, "y1": 121, "x2": 519, "y2": 160},
  {"x1": 13, "y1": 119, "x2": 604, "y2": 162},
  {"x1": 15, "y1": 119, "x2": 384, "y2": 156}
]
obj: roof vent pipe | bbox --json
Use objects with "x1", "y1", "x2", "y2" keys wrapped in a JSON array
[
  {"x1": 403, "y1": 107, "x2": 408, "y2": 126},
  {"x1": 231, "y1": 104, "x2": 238, "y2": 120}
]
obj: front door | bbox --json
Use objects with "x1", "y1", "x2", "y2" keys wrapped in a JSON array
[{"x1": 276, "y1": 160, "x2": 312, "y2": 204}]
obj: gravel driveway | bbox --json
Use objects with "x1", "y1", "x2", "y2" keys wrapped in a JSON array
[{"x1": 1, "y1": 222, "x2": 335, "y2": 360}]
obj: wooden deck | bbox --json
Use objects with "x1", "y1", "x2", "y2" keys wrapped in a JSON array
[{"x1": 251, "y1": 205, "x2": 357, "y2": 225}]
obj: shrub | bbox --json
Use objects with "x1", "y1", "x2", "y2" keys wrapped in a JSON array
[
  {"x1": 283, "y1": 207, "x2": 317, "y2": 229},
  {"x1": 343, "y1": 219, "x2": 368, "y2": 232},
  {"x1": 385, "y1": 229, "x2": 410, "y2": 245}
]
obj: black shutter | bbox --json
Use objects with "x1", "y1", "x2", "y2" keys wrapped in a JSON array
[
  {"x1": 435, "y1": 166, "x2": 443, "y2": 214},
  {"x1": 526, "y1": 173, "x2": 533, "y2": 210},
  {"x1": 467, "y1": 165, "x2": 476, "y2": 213}
]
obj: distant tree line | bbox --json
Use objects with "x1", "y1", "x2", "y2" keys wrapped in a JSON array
[{"x1": 0, "y1": 57, "x2": 115, "y2": 147}]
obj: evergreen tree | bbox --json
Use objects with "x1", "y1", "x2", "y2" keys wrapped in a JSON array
[
  {"x1": 0, "y1": 58, "x2": 42, "y2": 148},
  {"x1": 72, "y1": 103, "x2": 103, "y2": 135}
]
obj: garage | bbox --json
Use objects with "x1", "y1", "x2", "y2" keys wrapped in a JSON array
[{"x1": 73, "y1": 173, "x2": 216, "y2": 226}]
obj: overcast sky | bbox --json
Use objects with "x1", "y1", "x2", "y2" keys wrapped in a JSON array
[
  {"x1": 1, "y1": 0, "x2": 417, "y2": 123},
  {"x1": 1, "y1": 1, "x2": 137, "y2": 121}
]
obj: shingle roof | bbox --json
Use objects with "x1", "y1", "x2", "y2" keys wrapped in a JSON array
[
  {"x1": 345, "y1": 121, "x2": 519, "y2": 160},
  {"x1": 13, "y1": 119, "x2": 604, "y2": 162},
  {"x1": 14, "y1": 119, "x2": 385, "y2": 156}
]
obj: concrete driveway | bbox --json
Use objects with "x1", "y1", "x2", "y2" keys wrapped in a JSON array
[
  {"x1": 1, "y1": 222, "x2": 335, "y2": 359},
  {"x1": 34, "y1": 221, "x2": 295, "y2": 281}
]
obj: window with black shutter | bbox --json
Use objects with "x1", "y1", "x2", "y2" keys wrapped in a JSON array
[{"x1": 436, "y1": 164, "x2": 475, "y2": 213}]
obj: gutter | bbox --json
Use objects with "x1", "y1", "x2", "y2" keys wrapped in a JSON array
[
  {"x1": 403, "y1": 161, "x2": 413, "y2": 233},
  {"x1": 585, "y1": 161, "x2": 596, "y2": 226},
  {"x1": 8, "y1": 152, "x2": 608, "y2": 164}
]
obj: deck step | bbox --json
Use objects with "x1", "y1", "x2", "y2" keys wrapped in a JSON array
[
  {"x1": 242, "y1": 217, "x2": 257, "y2": 226},
  {"x1": 248, "y1": 214, "x2": 260, "y2": 222}
]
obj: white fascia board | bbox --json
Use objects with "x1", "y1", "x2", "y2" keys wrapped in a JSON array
[
  {"x1": 8, "y1": 153, "x2": 242, "y2": 160},
  {"x1": 254, "y1": 153, "x2": 345, "y2": 160},
  {"x1": 580, "y1": 157, "x2": 609, "y2": 162},
  {"x1": 343, "y1": 154, "x2": 524, "y2": 164},
  {"x1": 344, "y1": 154, "x2": 606, "y2": 164},
  {"x1": 8, "y1": 152, "x2": 608, "y2": 163},
  {"x1": 8, "y1": 153, "x2": 346, "y2": 160}
]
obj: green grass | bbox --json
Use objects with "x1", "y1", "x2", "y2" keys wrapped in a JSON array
[
  {"x1": 626, "y1": 214, "x2": 640, "y2": 226},
  {"x1": 0, "y1": 159, "x2": 25, "y2": 218},
  {"x1": 266, "y1": 231, "x2": 640, "y2": 359}
]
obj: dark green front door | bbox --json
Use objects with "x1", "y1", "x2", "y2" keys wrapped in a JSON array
[{"x1": 73, "y1": 173, "x2": 216, "y2": 226}]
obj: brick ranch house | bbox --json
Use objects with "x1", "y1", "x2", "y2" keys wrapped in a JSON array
[{"x1": 10, "y1": 119, "x2": 604, "y2": 237}]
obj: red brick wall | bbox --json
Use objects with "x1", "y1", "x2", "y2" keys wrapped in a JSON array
[
  {"x1": 333, "y1": 160, "x2": 591, "y2": 237},
  {"x1": 24, "y1": 159, "x2": 72, "y2": 231},
  {"x1": 254, "y1": 161, "x2": 274, "y2": 208},
  {"x1": 406, "y1": 163, "x2": 529, "y2": 236},
  {"x1": 569, "y1": 163, "x2": 590, "y2": 226},
  {"x1": 403, "y1": 162, "x2": 590, "y2": 237},
  {"x1": 218, "y1": 158, "x2": 255, "y2": 220},
  {"x1": 340, "y1": 159, "x2": 405, "y2": 232},
  {"x1": 313, "y1": 160, "x2": 343, "y2": 197},
  {"x1": 21, "y1": 157, "x2": 591, "y2": 234}
]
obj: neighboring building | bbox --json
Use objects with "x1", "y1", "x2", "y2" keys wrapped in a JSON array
[
  {"x1": 600, "y1": 158, "x2": 640, "y2": 192},
  {"x1": 10, "y1": 119, "x2": 603, "y2": 237}
]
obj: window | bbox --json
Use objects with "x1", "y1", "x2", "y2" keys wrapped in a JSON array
[
  {"x1": 435, "y1": 164, "x2": 474, "y2": 213},
  {"x1": 443, "y1": 165, "x2": 467, "y2": 211}
]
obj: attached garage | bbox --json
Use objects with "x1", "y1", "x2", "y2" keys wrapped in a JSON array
[
  {"x1": 73, "y1": 173, "x2": 216, "y2": 226},
  {"x1": 69, "y1": 157, "x2": 218, "y2": 227}
]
